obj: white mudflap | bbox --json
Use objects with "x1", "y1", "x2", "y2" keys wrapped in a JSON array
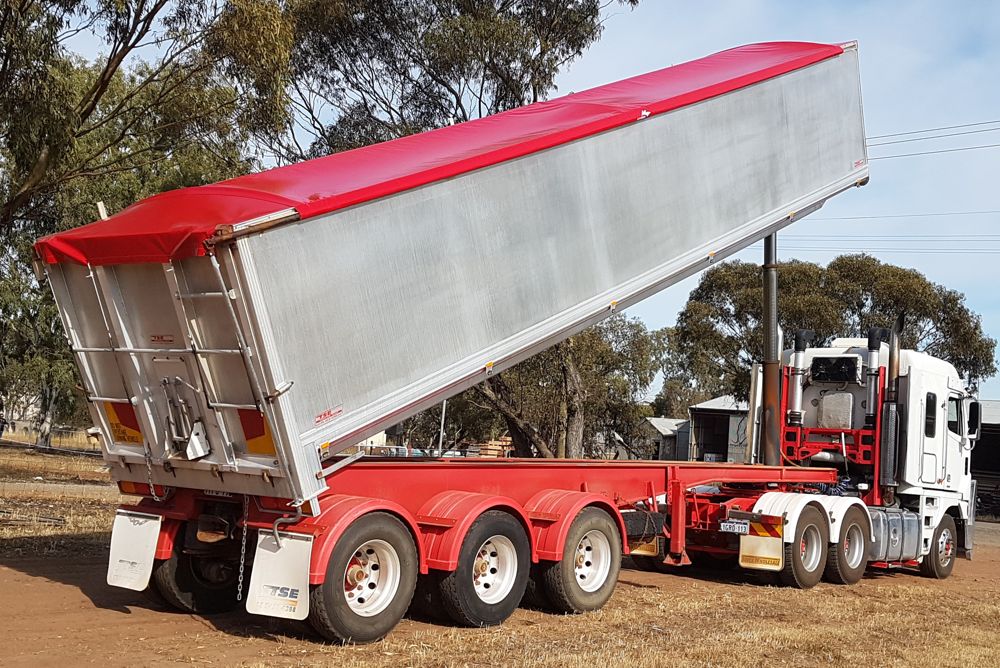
[
  {"x1": 739, "y1": 534, "x2": 785, "y2": 571},
  {"x1": 107, "y1": 510, "x2": 162, "y2": 590},
  {"x1": 246, "y1": 531, "x2": 313, "y2": 620}
]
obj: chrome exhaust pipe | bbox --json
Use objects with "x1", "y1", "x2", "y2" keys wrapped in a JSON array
[
  {"x1": 786, "y1": 329, "x2": 814, "y2": 426},
  {"x1": 879, "y1": 315, "x2": 905, "y2": 490},
  {"x1": 865, "y1": 327, "x2": 887, "y2": 428}
]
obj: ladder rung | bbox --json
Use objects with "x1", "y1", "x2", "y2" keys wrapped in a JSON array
[
  {"x1": 209, "y1": 401, "x2": 259, "y2": 410},
  {"x1": 176, "y1": 291, "x2": 229, "y2": 299}
]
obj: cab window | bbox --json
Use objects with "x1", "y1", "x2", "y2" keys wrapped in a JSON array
[
  {"x1": 924, "y1": 393, "x2": 936, "y2": 437},
  {"x1": 947, "y1": 396, "x2": 962, "y2": 435}
]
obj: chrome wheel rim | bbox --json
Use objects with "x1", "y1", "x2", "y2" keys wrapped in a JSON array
[
  {"x1": 843, "y1": 523, "x2": 866, "y2": 569},
  {"x1": 575, "y1": 529, "x2": 612, "y2": 593},
  {"x1": 343, "y1": 539, "x2": 401, "y2": 617},
  {"x1": 800, "y1": 524, "x2": 823, "y2": 572},
  {"x1": 473, "y1": 535, "x2": 518, "y2": 604},
  {"x1": 938, "y1": 527, "x2": 954, "y2": 567}
]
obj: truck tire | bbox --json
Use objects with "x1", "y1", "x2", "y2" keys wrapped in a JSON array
[
  {"x1": 824, "y1": 506, "x2": 870, "y2": 585},
  {"x1": 150, "y1": 540, "x2": 240, "y2": 614},
  {"x1": 408, "y1": 571, "x2": 449, "y2": 622},
  {"x1": 780, "y1": 505, "x2": 829, "y2": 589},
  {"x1": 540, "y1": 507, "x2": 621, "y2": 613},
  {"x1": 920, "y1": 514, "x2": 957, "y2": 579},
  {"x1": 308, "y1": 512, "x2": 418, "y2": 644},
  {"x1": 521, "y1": 564, "x2": 554, "y2": 610},
  {"x1": 438, "y1": 510, "x2": 529, "y2": 627}
]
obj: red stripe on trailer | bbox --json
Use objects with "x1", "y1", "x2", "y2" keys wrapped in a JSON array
[{"x1": 34, "y1": 42, "x2": 843, "y2": 266}]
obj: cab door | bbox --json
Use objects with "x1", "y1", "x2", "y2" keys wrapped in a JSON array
[
  {"x1": 919, "y1": 386, "x2": 944, "y2": 486},
  {"x1": 941, "y1": 392, "x2": 965, "y2": 491}
]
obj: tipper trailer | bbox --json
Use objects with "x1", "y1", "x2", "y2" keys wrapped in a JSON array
[{"x1": 33, "y1": 40, "x2": 978, "y2": 643}]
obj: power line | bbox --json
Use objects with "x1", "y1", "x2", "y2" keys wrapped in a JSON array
[
  {"x1": 780, "y1": 236, "x2": 1000, "y2": 241},
  {"x1": 867, "y1": 126, "x2": 1000, "y2": 147},
  {"x1": 866, "y1": 119, "x2": 1000, "y2": 140},
  {"x1": 869, "y1": 142, "x2": 1000, "y2": 160},
  {"x1": 812, "y1": 210, "x2": 1000, "y2": 220},
  {"x1": 743, "y1": 246, "x2": 1000, "y2": 255}
]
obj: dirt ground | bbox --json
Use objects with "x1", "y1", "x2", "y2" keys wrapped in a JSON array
[{"x1": 1, "y1": 451, "x2": 999, "y2": 668}]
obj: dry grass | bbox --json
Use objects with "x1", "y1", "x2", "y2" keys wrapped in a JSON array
[
  {"x1": 0, "y1": 446, "x2": 111, "y2": 485},
  {"x1": 219, "y1": 572, "x2": 1000, "y2": 668},
  {"x1": 0, "y1": 484, "x2": 119, "y2": 557}
]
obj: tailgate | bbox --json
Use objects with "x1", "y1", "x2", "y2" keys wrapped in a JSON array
[{"x1": 44, "y1": 254, "x2": 325, "y2": 509}]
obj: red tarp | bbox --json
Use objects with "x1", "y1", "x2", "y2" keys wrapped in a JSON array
[{"x1": 35, "y1": 41, "x2": 843, "y2": 266}]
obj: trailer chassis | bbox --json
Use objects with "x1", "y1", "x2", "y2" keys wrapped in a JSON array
[{"x1": 112, "y1": 458, "x2": 841, "y2": 642}]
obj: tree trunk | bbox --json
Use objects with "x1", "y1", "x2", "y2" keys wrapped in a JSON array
[
  {"x1": 556, "y1": 395, "x2": 568, "y2": 458},
  {"x1": 36, "y1": 385, "x2": 56, "y2": 449},
  {"x1": 505, "y1": 418, "x2": 538, "y2": 458},
  {"x1": 560, "y1": 342, "x2": 586, "y2": 459},
  {"x1": 475, "y1": 375, "x2": 555, "y2": 458}
]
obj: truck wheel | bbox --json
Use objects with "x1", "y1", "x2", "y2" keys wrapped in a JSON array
[
  {"x1": 824, "y1": 506, "x2": 870, "y2": 585},
  {"x1": 540, "y1": 507, "x2": 621, "y2": 613},
  {"x1": 150, "y1": 540, "x2": 240, "y2": 614},
  {"x1": 920, "y1": 514, "x2": 957, "y2": 579},
  {"x1": 439, "y1": 510, "x2": 529, "y2": 627},
  {"x1": 308, "y1": 512, "x2": 417, "y2": 644},
  {"x1": 780, "y1": 505, "x2": 829, "y2": 589}
]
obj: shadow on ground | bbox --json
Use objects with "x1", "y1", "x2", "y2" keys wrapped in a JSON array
[
  {"x1": 0, "y1": 534, "x2": 324, "y2": 642},
  {"x1": 0, "y1": 533, "x2": 471, "y2": 643}
]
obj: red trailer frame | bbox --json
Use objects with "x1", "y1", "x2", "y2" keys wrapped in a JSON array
[{"x1": 123, "y1": 459, "x2": 837, "y2": 583}]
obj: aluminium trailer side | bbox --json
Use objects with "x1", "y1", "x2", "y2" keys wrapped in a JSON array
[{"x1": 35, "y1": 41, "x2": 868, "y2": 515}]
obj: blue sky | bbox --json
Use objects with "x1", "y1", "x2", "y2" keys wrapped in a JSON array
[{"x1": 555, "y1": 1, "x2": 1000, "y2": 396}]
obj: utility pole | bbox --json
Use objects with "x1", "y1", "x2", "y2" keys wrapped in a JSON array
[{"x1": 761, "y1": 234, "x2": 780, "y2": 467}]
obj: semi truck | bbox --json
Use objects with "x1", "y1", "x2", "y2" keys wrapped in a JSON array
[{"x1": 32, "y1": 40, "x2": 979, "y2": 644}]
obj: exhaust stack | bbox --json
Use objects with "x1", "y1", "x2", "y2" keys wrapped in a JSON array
[
  {"x1": 879, "y1": 315, "x2": 905, "y2": 490},
  {"x1": 865, "y1": 327, "x2": 888, "y2": 428},
  {"x1": 786, "y1": 329, "x2": 815, "y2": 426}
]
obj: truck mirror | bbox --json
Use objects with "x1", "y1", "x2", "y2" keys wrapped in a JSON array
[{"x1": 968, "y1": 401, "x2": 982, "y2": 441}]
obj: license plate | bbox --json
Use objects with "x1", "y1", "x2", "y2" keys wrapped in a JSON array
[{"x1": 720, "y1": 520, "x2": 750, "y2": 535}]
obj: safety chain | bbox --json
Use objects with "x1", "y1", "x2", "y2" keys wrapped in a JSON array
[
  {"x1": 236, "y1": 494, "x2": 249, "y2": 602},
  {"x1": 144, "y1": 447, "x2": 164, "y2": 502}
]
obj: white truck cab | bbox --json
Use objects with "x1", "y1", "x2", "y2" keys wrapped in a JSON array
[{"x1": 778, "y1": 332, "x2": 980, "y2": 575}]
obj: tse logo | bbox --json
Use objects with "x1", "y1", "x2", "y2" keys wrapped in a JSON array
[{"x1": 263, "y1": 585, "x2": 300, "y2": 600}]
